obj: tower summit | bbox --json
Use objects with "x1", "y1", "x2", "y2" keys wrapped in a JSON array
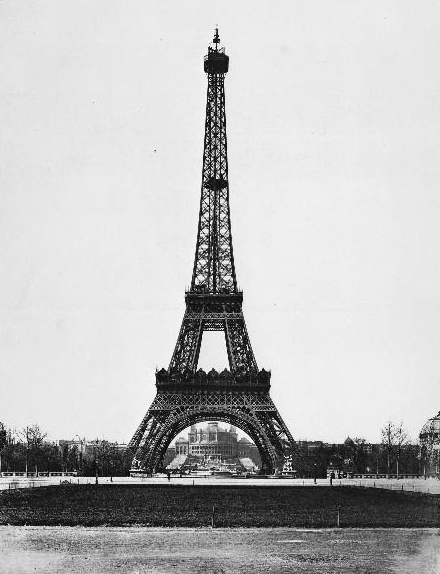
[
  {"x1": 129, "y1": 31, "x2": 297, "y2": 474},
  {"x1": 204, "y1": 28, "x2": 229, "y2": 74}
]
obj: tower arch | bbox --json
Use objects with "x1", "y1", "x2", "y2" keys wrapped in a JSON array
[{"x1": 134, "y1": 409, "x2": 278, "y2": 472}]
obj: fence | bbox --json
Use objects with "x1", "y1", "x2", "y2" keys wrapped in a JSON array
[
  {"x1": 338, "y1": 477, "x2": 440, "y2": 494},
  {"x1": 1, "y1": 472, "x2": 77, "y2": 478},
  {"x1": 1, "y1": 474, "x2": 439, "y2": 494}
]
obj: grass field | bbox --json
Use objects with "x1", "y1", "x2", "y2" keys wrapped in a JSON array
[{"x1": 0, "y1": 485, "x2": 438, "y2": 527}]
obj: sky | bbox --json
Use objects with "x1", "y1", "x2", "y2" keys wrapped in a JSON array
[{"x1": 1, "y1": 1, "x2": 439, "y2": 445}]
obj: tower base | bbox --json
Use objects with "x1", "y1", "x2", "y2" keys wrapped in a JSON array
[{"x1": 129, "y1": 375, "x2": 297, "y2": 474}]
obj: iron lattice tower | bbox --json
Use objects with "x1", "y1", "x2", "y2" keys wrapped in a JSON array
[{"x1": 129, "y1": 30, "x2": 297, "y2": 473}]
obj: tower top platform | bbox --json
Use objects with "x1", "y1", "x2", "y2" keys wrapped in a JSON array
[{"x1": 204, "y1": 28, "x2": 229, "y2": 74}]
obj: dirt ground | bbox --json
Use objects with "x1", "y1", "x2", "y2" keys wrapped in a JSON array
[{"x1": 0, "y1": 527, "x2": 439, "y2": 574}]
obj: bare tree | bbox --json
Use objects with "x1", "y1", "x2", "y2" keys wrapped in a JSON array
[
  {"x1": 381, "y1": 421, "x2": 409, "y2": 477},
  {"x1": 353, "y1": 437, "x2": 367, "y2": 472},
  {"x1": 381, "y1": 421, "x2": 395, "y2": 475},
  {"x1": 394, "y1": 422, "x2": 409, "y2": 478},
  {"x1": 0, "y1": 422, "x2": 6, "y2": 473},
  {"x1": 0, "y1": 422, "x2": 6, "y2": 452},
  {"x1": 1, "y1": 427, "x2": 23, "y2": 472},
  {"x1": 20, "y1": 423, "x2": 47, "y2": 476}
]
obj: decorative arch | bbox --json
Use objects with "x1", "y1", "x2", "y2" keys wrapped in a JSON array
[
  {"x1": 135, "y1": 407, "x2": 279, "y2": 472},
  {"x1": 129, "y1": 388, "x2": 296, "y2": 475}
]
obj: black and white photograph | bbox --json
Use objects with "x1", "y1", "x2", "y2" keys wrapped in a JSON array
[{"x1": 1, "y1": 1, "x2": 439, "y2": 572}]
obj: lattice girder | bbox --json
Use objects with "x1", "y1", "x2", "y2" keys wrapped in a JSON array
[
  {"x1": 169, "y1": 294, "x2": 258, "y2": 373},
  {"x1": 191, "y1": 66, "x2": 236, "y2": 294}
]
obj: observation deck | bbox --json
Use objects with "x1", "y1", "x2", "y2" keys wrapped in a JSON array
[
  {"x1": 204, "y1": 46, "x2": 229, "y2": 74},
  {"x1": 185, "y1": 288, "x2": 242, "y2": 306},
  {"x1": 155, "y1": 367, "x2": 271, "y2": 391}
]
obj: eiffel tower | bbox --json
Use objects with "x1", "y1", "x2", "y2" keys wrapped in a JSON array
[{"x1": 129, "y1": 30, "x2": 296, "y2": 474}]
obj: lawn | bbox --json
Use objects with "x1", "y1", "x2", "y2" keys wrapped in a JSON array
[{"x1": 0, "y1": 485, "x2": 438, "y2": 527}]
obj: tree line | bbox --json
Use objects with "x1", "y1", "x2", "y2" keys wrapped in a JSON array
[
  {"x1": 0, "y1": 423, "x2": 131, "y2": 476},
  {"x1": 0, "y1": 420, "x2": 422, "y2": 477},
  {"x1": 298, "y1": 421, "x2": 420, "y2": 478}
]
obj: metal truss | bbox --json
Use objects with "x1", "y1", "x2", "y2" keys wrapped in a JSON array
[
  {"x1": 191, "y1": 69, "x2": 235, "y2": 294},
  {"x1": 168, "y1": 32, "x2": 257, "y2": 374},
  {"x1": 168, "y1": 298, "x2": 258, "y2": 373}
]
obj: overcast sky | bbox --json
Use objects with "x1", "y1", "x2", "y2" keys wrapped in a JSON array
[{"x1": 1, "y1": 1, "x2": 439, "y2": 444}]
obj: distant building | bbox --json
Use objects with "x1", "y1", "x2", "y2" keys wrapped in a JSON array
[
  {"x1": 343, "y1": 436, "x2": 355, "y2": 450},
  {"x1": 420, "y1": 411, "x2": 440, "y2": 477},
  {"x1": 174, "y1": 422, "x2": 238, "y2": 460},
  {"x1": 170, "y1": 422, "x2": 261, "y2": 469},
  {"x1": 162, "y1": 446, "x2": 176, "y2": 468},
  {"x1": 237, "y1": 437, "x2": 261, "y2": 468},
  {"x1": 58, "y1": 438, "x2": 86, "y2": 453},
  {"x1": 58, "y1": 438, "x2": 128, "y2": 454},
  {"x1": 297, "y1": 440, "x2": 325, "y2": 451}
]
